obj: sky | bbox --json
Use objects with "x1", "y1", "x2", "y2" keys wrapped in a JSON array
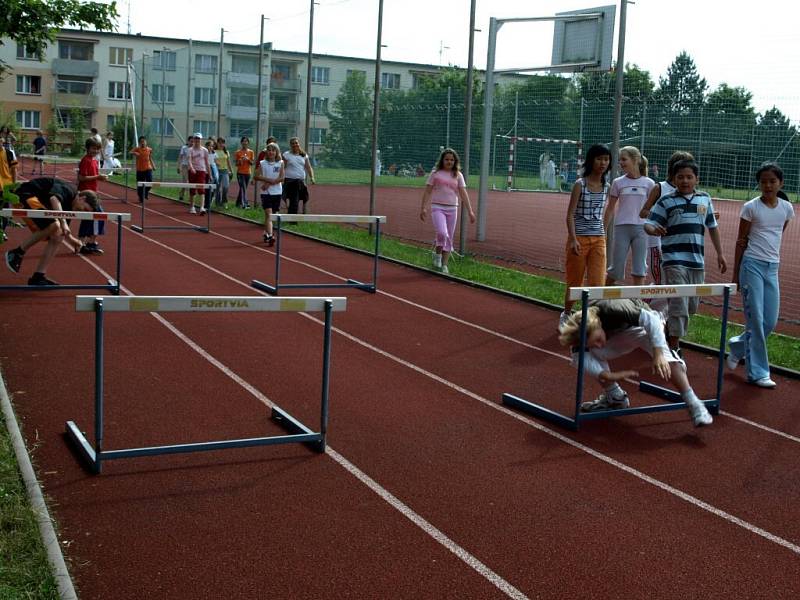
[{"x1": 115, "y1": 0, "x2": 800, "y2": 120}]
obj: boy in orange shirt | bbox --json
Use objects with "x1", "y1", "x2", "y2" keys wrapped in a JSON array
[
  {"x1": 131, "y1": 136, "x2": 156, "y2": 203},
  {"x1": 234, "y1": 136, "x2": 254, "y2": 209}
]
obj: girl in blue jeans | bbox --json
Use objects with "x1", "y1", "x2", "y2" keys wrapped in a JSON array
[{"x1": 727, "y1": 163, "x2": 795, "y2": 388}]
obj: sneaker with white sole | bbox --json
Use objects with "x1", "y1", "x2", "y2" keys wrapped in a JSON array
[
  {"x1": 580, "y1": 391, "x2": 629, "y2": 412},
  {"x1": 686, "y1": 398, "x2": 713, "y2": 427},
  {"x1": 441, "y1": 265, "x2": 449, "y2": 275},
  {"x1": 432, "y1": 252, "x2": 442, "y2": 269},
  {"x1": 750, "y1": 377, "x2": 777, "y2": 389},
  {"x1": 189, "y1": 206, "x2": 197, "y2": 214},
  {"x1": 726, "y1": 352, "x2": 741, "y2": 371}
]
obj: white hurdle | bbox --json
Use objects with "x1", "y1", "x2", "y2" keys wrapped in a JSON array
[
  {"x1": 503, "y1": 283, "x2": 738, "y2": 431},
  {"x1": 252, "y1": 213, "x2": 388, "y2": 295},
  {"x1": 66, "y1": 295, "x2": 347, "y2": 474},
  {"x1": 0, "y1": 208, "x2": 131, "y2": 294},
  {"x1": 133, "y1": 181, "x2": 217, "y2": 233}
]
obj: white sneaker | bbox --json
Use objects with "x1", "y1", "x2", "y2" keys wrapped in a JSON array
[
  {"x1": 580, "y1": 391, "x2": 629, "y2": 412},
  {"x1": 432, "y1": 252, "x2": 442, "y2": 269},
  {"x1": 441, "y1": 265, "x2": 449, "y2": 275},
  {"x1": 726, "y1": 352, "x2": 741, "y2": 371},
  {"x1": 686, "y1": 398, "x2": 713, "y2": 427},
  {"x1": 189, "y1": 205, "x2": 197, "y2": 214},
  {"x1": 559, "y1": 311, "x2": 570, "y2": 329},
  {"x1": 199, "y1": 208, "x2": 206, "y2": 215},
  {"x1": 751, "y1": 377, "x2": 777, "y2": 389}
]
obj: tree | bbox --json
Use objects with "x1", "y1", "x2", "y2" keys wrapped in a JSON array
[
  {"x1": 654, "y1": 51, "x2": 707, "y2": 115},
  {"x1": 0, "y1": 0, "x2": 118, "y2": 78},
  {"x1": 321, "y1": 70, "x2": 372, "y2": 169}
]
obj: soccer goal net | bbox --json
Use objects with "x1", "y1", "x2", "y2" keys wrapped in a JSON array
[{"x1": 494, "y1": 135, "x2": 582, "y2": 192}]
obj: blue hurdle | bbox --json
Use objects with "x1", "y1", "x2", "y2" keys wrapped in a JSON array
[
  {"x1": 65, "y1": 294, "x2": 347, "y2": 474},
  {"x1": 252, "y1": 214, "x2": 387, "y2": 295},
  {"x1": 132, "y1": 181, "x2": 215, "y2": 233},
  {"x1": 502, "y1": 283, "x2": 736, "y2": 431},
  {"x1": 0, "y1": 208, "x2": 130, "y2": 295}
]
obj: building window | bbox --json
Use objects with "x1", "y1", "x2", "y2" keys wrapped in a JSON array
[
  {"x1": 194, "y1": 87, "x2": 217, "y2": 106},
  {"x1": 151, "y1": 118, "x2": 175, "y2": 136},
  {"x1": 151, "y1": 83, "x2": 175, "y2": 104},
  {"x1": 230, "y1": 87, "x2": 257, "y2": 108},
  {"x1": 56, "y1": 75, "x2": 94, "y2": 95},
  {"x1": 16, "y1": 75, "x2": 41, "y2": 95},
  {"x1": 108, "y1": 81, "x2": 131, "y2": 100},
  {"x1": 272, "y1": 64, "x2": 291, "y2": 79},
  {"x1": 310, "y1": 97, "x2": 328, "y2": 114},
  {"x1": 56, "y1": 109, "x2": 92, "y2": 129},
  {"x1": 107, "y1": 114, "x2": 120, "y2": 130},
  {"x1": 347, "y1": 69, "x2": 367, "y2": 79},
  {"x1": 195, "y1": 54, "x2": 218, "y2": 74},
  {"x1": 193, "y1": 120, "x2": 216, "y2": 139},
  {"x1": 231, "y1": 54, "x2": 258, "y2": 74},
  {"x1": 109, "y1": 47, "x2": 133, "y2": 66},
  {"x1": 381, "y1": 72, "x2": 401, "y2": 89},
  {"x1": 16, "y1": 110, "x2": 41, "y2": 130},
  {"x1": 309, "y1": 128, "x2": 326, "y2": 145},
  {"x1": 230, "y1": 120, "x2": 255, "y2": 139},
  {"x1": 311, "y1": 66, "x2": 330, "y2": 84},
  {"x1": 16, "y1": 44, "x2": 40, "y2": 60},
  {"x1": 58, "y1": 40, "x2": 93, "y2": 61},
  {"x1": 153, "y1": 50, "x2": 177, "y2": 71},
  {"x1": 270, "y1": 125, "x2": 289, "y2": 142}
]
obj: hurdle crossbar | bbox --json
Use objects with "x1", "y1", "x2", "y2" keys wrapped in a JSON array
[
  {"x1": 503, "y1": 284, "x2": 737, "y2": 431},
  {"x1": 66, "y1": 295, "x2": 347, "y2": 474},
  {"x1": 132, "y1": 181, "x2": 216, "y2": 233},
  {"x1": 0, "y1": 208, "x2": 129, "y2": 294},
  {"x1": 19, "y1": 154, "x2": 81, "y2": 178},
  {"x1": 252, "y1": 214, "x2": 387, "y2": 295}
]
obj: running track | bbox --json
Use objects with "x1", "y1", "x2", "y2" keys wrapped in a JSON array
[{"x1": 1, "y1": 178, "x2": 799, "y2": 598}]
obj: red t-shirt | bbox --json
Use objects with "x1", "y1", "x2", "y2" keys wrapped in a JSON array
[{"x1": 78, "y1": 154, "x2": 99, "y2": 191}]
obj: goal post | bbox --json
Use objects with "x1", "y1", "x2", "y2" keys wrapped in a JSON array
[{"x1": 497, "y1": 135, "x2": 582, "y2": 192}]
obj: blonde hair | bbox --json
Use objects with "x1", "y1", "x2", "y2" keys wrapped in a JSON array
[
  {"x1": 620, "y1": 145, "x2": 648, "y2": 177},
  {"x1": 266, "y1": 142, "x2": 282, "y2": 162},
  {"x1": 558, "y1": 306, "x2": 602, "y2": 347}
]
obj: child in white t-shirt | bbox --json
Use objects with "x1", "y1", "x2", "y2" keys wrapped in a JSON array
[{"x1": 254, "y1": 143, "x2": 284, "y2": 246}]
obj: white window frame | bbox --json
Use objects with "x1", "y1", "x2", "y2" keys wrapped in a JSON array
[
  {"x1": 309, "y1": 127, "x2": 326, "y2": 145},
  {"x1": 16, "y1": 44, "x2": 40, "y2": 60},
  {"x1": 151, "y1": 83, "x2": 175, "y2": 104},
  {"x1": 108, "y1": 81, "x2": 131, "y2": 100},
  {"x1": 193, "y1": 120, "x2": 216, "y2": 139},
  {"x1": 109, "y1": 47, "x2": 133, "y2": 66},
  {"x1": 311, "y1": 66, "x2": 330, "y2": 85},
  {"x1": 195, "y1": 54, "x2": 218, "y2": 74},
  {"x1": 194, "y1": 87, "x2": 217, "y2": 107},
  {"x1": 16, "y1": 110, "x2": 41, "y2": 130},
  {"x1": 381, "y1": 72, "x2": 401, "y2": 89},
  {"x1": 16, "y1": 74, "x2": 42, "y2": 95},
  {"x1": 58, "y1": 40, "x2": 93, "y2": 61},
  {"x1": 151, "y1": 118, "x2": 175, "y2": 136},
  {"x1": 153, "y1": 50, "x2": 177, "y2": 71},
  {"x1": 310, "y1": 97, "x2": 328, "y2": 114},
  {"x1": 231, "y1": 54, "x2": 259, "y2": 75}
]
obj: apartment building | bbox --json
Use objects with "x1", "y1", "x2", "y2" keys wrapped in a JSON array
[{"x1": 0, "y1": 28, "x2": 450, "y2": 158}]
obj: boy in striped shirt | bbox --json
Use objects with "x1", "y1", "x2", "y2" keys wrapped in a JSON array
[{"x1": 644, "y1": 159, "x2": 727, "y2": 354}]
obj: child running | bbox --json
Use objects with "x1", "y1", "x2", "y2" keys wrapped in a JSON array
[
  {"x1": 604, "y1": 146, "x2": 655, "y2": 286},
  {"x1": 255, "y1": 142, "x2": 284, "y2": 246},
  {"x1": 727, "y1": 163, "x2": 794, "y2": 388},
  {"x1": 560, "y1": 144, "x2": 612, "y2": 327},
  {"x1": 558, "y1": 298, "x2": 713, "y2": 426},
  {"x1": 419, "y1": 148, "x2": 476, "y2": 275},
  {"x1": 644, "y1": 159, "x2": 727, "y2": 356}
]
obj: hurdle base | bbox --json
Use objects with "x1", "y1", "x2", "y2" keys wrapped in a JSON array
[
  {"x1": 271, "y1": 405, "x2": 325, "y2": 453},
  {"x1": 131, "y1": 225, "x2": 143, "y2": 233},
  {"x1": 130, "y1": 225, "x2": 209, "y2": 234},
  {"x1": 251, "y1": 279, "x2": 278, "y2": 295},
  {"x1": 251, "y1": 279, "x2": 375, "y2": 296},
  {"x1": 346, "y1": 278, "x2": 377, "y2": 293},
  {"x1": 502, "y1": 393, "x2": 578, "y2": 430},
  {"x1": 65, "y1": 421, "x2": 100, "y2": 474},
  {"x1": 0, "y1": 282, "x2": 120, "y2": 293}
]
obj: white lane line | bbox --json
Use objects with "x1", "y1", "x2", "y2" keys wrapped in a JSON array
[
  {"x1": 85, "y1": 241, "x2": 800, "y2": 558},
  {"x1": 82, "y1": 262, "x2": 529, "y2": 600},
  {"x1": 109, "y1": 197, "x2": 800, "y2": 443}
]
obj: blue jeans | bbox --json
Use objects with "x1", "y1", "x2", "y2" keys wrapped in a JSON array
[{"x1": 728, "y1": 257, "x2": 779, "y2": 381}]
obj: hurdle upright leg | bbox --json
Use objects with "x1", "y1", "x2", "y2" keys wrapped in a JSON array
[
  {"x1": 713, "y1": 285, "x2": 732, "y2": 415},
  {"x1": 318, "y1": 299, "x2": 334, "y2": 452},
  {"x1": 112, "y1": 215, "x2": 123, "y2": 295}
]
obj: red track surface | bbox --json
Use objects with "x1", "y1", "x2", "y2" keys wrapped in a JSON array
[{"x1": 2, "y1": 176, "x2": 799, "y2": 598}]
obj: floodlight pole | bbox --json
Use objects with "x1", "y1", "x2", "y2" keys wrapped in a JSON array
[
  {"x1": 611, "y1": 0, "x2": 628, "y2": 177},
  {"x1": 459, "y1": 0, "x2": 476, "y2": 255},
  {"x1": 368, "y1": 0, "x2": 384, "y2": 233},
  {"x1": 216, "y1": 28, "x2": 224, "y2": 138},
  {"x1": 304, "y1": 0, "x2": 316, "y2": 147},
  {"x1": 477, "y1": 17, "x2": 500, "y2": 241}
]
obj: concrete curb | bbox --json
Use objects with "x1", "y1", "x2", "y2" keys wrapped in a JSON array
[{"x1": 0, "y1": 371, "x2": 77, "y2": 599}]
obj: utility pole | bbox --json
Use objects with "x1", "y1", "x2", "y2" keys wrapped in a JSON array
[
  {"x1": 304, "y1": 0, "x2": 316, "y2": 146},
  {"x1": 255, "y1": 15, "x2": 266, "y2": 206},
  {"x1": 159, "y1": 47, "x2": 167, "y2": 181},
  {"x1": 216, "y1": 28, "x2": 224, "y2": 138},
  {"x1": 369, "y1": 0, "x2": 384, "y2": 231},
  {"x1": 459, "y1": 0, "x2": 476, "y2": 254}
]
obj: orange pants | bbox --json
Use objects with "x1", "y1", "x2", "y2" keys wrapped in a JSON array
[{"x1": 565, "y1": 235, "x2": 606, "y2": 288}]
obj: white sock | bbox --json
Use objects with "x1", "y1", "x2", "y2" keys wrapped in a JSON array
[
  {"x1": 681, "y1": 390, "x2": 700, "y2": 404},
  {"x1": 605, "y1": 383, "x2": 624, "y2": 399}
]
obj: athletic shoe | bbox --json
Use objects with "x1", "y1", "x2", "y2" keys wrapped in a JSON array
[
  {"x1": 5, "y1": 247, "x2": 24, "y2": 273},
  {"x1": 88, "y1": 243, "x2": 104, "y2": 255},
  {"x1": 199, "y1": 208, "x2": 207, "y2": 215},
  {"x1": 580, "y1": 391, "x2": 630, "y2": 412},
  {"x1": 726, "y1": 352, "x2": 741, "y2": 371},
  {"x1": 28, "y1": 272, "x2": 58, "y2": 286},
  {"x1": 559, "y1": 310, "x2": 571, "y2": 329},
  {"x1": 441, "y1": 265, "x2": 449, "y2": 275},
  {"x1": 672, "y1": 347, "x2": 684, "y2": 361},
  {"x1": 189, "y1": 205, "x2": 197, "y2": 214},
  {"x1": 685, "y1": 398, "x2": 713, "y2": 427},
  {"x1": 79, "y1": 245, "x2": 95, "y2": 255},
  {"x1": 432, "y1": 252, "x2": 442, "y2": 269},
  {"x1": 750, "y1": 377, "x2": 777, "y2": 389}
]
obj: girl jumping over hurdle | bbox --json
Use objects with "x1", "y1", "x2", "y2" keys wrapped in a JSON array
[
  {"x1": 419, "y1": 148, "x2": 476, "y2": 275},
  {"x1": 558, "y1": 297, "x2": 713, "y2": 427}
]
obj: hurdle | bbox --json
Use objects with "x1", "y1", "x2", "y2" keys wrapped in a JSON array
[
  {"x1": 0, "y1": 208, "x2": 130, "y2": 294},
  {"x1": 73, "y1": 166, "x2": 133, "y2": 203},
  {"x1": 19, "y1": 154, "x2": 81, "y2": 177},
  {"x1": 132, "y1": 181, "x2": 215, "y2": 233},
  {"x1": 65, "y1": 294, "x2": 347, "y2": 474},
  {"x1": 503, "y1": 283, "x2": 737, "y2": 431},
  {"x1": 252, "y1": 214, "x2": 387, "y2": 295}
]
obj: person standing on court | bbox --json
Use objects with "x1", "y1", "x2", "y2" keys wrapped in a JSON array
[
  {"x1": 560, "y1": 143, "x2": 612, "y2": 327},
  {"x1": 101, "y1": 131, "x2": 115, "y2": 169},
  {"x1": 76, "y1": 137, "x2": 107, "y2": 254},
  {"x1": 283, "y1": 137, "x2": 315, "y2": 215},
  {"x1": 131, "y1": 136, "x2": 156, "y2": 203},
  {"x1": 727, "y1": 163, "x2": 795, "y2": 389},
  {"x1": 90, "y1": 127, "x2": 103, "y2": 164},
  {"x1": 214, "y1": 137, "x2": 233, "y2": 207},
  {"x1": 4, "y1": 178, "x2": 95, "y2": 285},
  {"x1": 176, "y1": 135, "x2": 193, "y2": 201},
  {"x1": 604, "y1": 145, "x2": 654, "y2": 286},
  {"x1": 31, "y1": 129, "x2": 47, "y2": 175},
  {"x1": 254, "y1": 142, "x2": 284, "y2": 246},
  {"x1": 234, "y1": 136, "x2": 254, "y2": 209},
  {"x1": 187, "y1": 133, "x2": 211, "y2": 215},
  {"x1": 419, "y1": 148, "x2": 476, "y2": 275},
  {"x1": 644, "y1": 159, "x2": 727, "y2": 356}
]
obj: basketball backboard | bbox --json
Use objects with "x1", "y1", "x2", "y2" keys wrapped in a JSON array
[{"x1": 551, "y1": 5, "x2": 616, "y2": 72}]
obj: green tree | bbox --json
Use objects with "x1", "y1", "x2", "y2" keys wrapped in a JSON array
[
  {"x1": 0, "y1": 0, "x2": 118, "y2": 77},
  {"x1": 321, "y1": 70, "x2": 372, "y2": 169},
  {"x1": 68, "y1": 106, "x2": 87, "y2": 156}
]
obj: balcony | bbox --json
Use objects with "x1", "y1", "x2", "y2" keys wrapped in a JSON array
[
  {"x1": 53, "y1": 92, "x2": 98, "y2": 109},
  {"x1": 227, "y1": 105, "x2": 258, "y2": 120},
  {"x1": 226, "y1": 71, "x2": 259, "y2": 87},
  {"x1": 270, "y1": 110, "x2": 300, "y2": 123},
  {"x1": 52, "y1": 58, "x2": 99, "y2": 78},
  {"x1": 270, "y1": 76, "x2": 301, "y2": 92}
]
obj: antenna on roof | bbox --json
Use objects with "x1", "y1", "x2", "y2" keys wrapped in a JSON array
[{"x1": 126, "y1": 0, "x2": 132, "y2": 35}]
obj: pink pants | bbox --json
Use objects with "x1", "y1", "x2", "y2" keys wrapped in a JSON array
[{"x1": 431, "y1": 204, "x2": 458, "y2": 252}]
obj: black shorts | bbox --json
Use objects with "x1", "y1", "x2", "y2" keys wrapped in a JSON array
[
  {"x1": 260, "y1": 193, "x2": 281, "y2": 212},
  {"x1": 20, "y1": 196, "x2": 54, "y2": 232}
]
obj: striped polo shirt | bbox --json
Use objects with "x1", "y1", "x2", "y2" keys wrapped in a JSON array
[
  {"x1": 573, "y1": 178, "x2": 609, "y2": 236},
  {"x1": 646, "y1": 190, "x2": 717, "y2": 269}
]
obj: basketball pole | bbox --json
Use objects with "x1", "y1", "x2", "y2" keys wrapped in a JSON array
[{"x1": 459, "y1": 0, "x2": 476, "y2": 255}]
